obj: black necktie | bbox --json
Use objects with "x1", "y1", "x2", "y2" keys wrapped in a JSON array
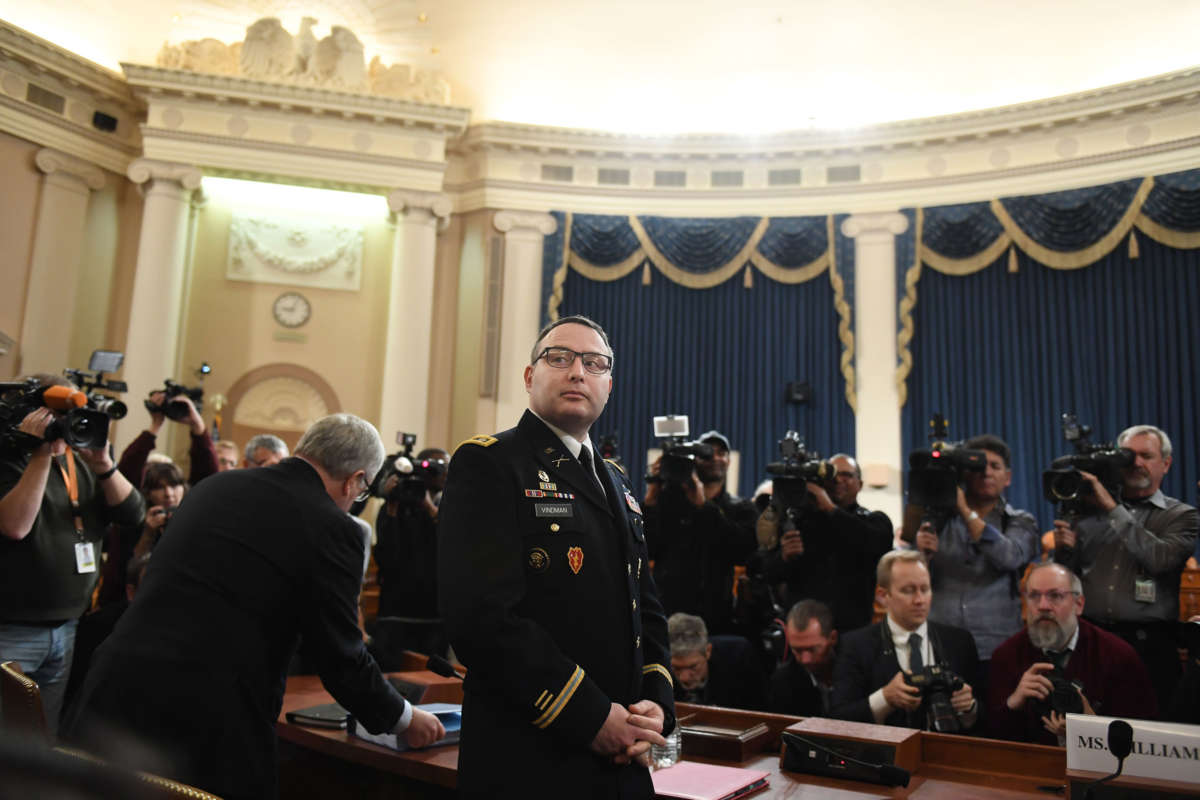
[
  {"x1": 1044, "y1": 648, "x2": 1072, "y2": 671},
  {"x1": 578, "y1": 446, "x2": 606, "y2": 499},
  {"x1": 909, "y1": 633, "x2": 924, "y2": 673}
]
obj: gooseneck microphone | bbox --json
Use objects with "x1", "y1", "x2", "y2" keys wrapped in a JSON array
[
  {"x1": 1083, "y1": 719, "x2": 1133, "y2": 799},
  {"x1": 426, "y1": 655, "x2": 466, "y2": 680}
]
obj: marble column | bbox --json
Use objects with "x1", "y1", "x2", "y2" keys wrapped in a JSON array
[
  {"x1": 380, "y1": 190, "x2": 451, "y2": 446},
  {"x1": 19, "y1": 149, "x2": 106, "y2": 375},
  {"x1": 492, "y1": 211, "x2": 557, "y2": 431},
  {"x1": 117, "y1": 159, "x2": 202, "y2": 455},
  {"x1": 841, "y1": 211, "x2": 909, "y2": 524}
]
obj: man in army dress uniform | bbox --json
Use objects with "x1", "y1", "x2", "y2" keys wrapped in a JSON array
[{"x1": 439, "y1": 315, "x2": 675, "y2": 799}]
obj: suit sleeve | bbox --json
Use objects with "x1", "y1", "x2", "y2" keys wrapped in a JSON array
[
  {"x1": 439, "y1": 443, "x2": 611, "y2": 749},
  {"x1": 986, "y1": 641, "x2": 1031, "y2": 742},
  {"x1": 300, "y1": 513, "x2": 406, "y2": 734},
  {"x1": 830, "y1": 632, "x2": 877, "y2": 723}
]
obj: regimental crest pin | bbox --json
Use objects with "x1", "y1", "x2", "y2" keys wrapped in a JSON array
[
  {"x1": 567, "y1": 546, "x2": 584, "y2": 574},
  {"x1": 527, "y1": 547, "x2": 550, "y2": 573},
  {"x1": 538, "y1": 469, "x2": 550, "y2": 482}
]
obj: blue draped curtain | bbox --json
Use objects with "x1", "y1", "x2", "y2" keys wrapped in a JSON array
[
  {"x1": 543, "y1": 213, "x2": 856, "y2": 498},
  {"x1": 899, "y1": 168, "x2": 1200, "y2": 525}
]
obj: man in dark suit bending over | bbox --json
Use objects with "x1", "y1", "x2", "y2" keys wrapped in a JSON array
[
  {"x1": 439, "y1": 315, "x2": 674, "y2": 798},
  {"x1": 831, "y1": 549, "x2": 980, "y2": 732},
  {"x1": 64, "y1": 413, "x2": 444, "y2": 800}
]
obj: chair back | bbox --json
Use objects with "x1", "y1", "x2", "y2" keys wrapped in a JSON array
[{"x1": 0, "y1": 660, "x2": 48, "y2": 741}]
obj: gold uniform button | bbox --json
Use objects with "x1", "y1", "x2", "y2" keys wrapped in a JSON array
[
  {"x1": 627, "y1": 563, "x2": 632, "y2": 574},
  {"x1": 635, "y1": 635, "x2": 641, "y2": 648},
  {"x1": 632, "y1": 599, "x2": 637, "y2": 610},
  {"x1": 550, "y1": 523, "x2": 560, "y2": 532}
]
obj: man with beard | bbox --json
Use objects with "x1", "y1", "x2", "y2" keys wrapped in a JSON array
[
  {"x1": 1054, "y1": 424, "x2": 1197, "y2": 710},
  {"x1": 644, "y1": 430, "x2": 757, "y2": 635},
  {"x1": 988, "y1": 562, "x2": 1157, "y2": 744}
]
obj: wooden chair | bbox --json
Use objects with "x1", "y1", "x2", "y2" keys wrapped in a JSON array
[{"x1": 0, "y1": 659, "x2": 48, "y2": 741}]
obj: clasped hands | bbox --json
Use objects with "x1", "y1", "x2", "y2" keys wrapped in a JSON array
[{"x1": 590, "y1": 700, "x2": 667, "y2": 766}]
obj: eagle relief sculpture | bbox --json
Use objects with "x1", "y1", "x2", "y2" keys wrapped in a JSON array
[{"x1": 157, "y1": 16, "x2": 451, "y2": 104}]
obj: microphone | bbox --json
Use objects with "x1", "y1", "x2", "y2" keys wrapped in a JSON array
[
  {"x1": 426, "y1": 655, "x2": 465, "y2": 680},
  {"x1": 41, "y1": 385, "x2": 87, "y2": 411},
  {"x1": 1083, "y1": 719, "x2": 1133, "y2": 799},
  {"x1": 781, "y1": 731, "x2": 911, "y2": 788}
]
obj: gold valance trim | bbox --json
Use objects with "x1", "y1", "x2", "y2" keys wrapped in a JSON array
[
  {"x1": 826, "y1": 215, "x2": 857, "y2": 414},
  {"x1": 895, "y1": 208, "x2": 924, "y2": 409},
  {"x1": 749, "y1": 249, "x2": 829, "y2": 283},
  {"x1": 989, "y1": 177, "x2": 1154, "y2": 270},
  {"x1": 922, "y1": 232, "x2": 1013, "y2": 276},
  {"x1": 1135, "y1": 214, "x2": 1200, "y2": 250},
  {"x1": 629, "y1": 216, "x2": 770, "y2": 289}
]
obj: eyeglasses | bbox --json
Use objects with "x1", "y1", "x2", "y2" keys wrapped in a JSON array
[
  {"x1": 534, "y1": 347, "x2": 613, "y2": 375},
  {"x1": 1026, "y1": 590, "x2": 1079, "y2": 605},
  {"x1": 354, "y1": 473, "x2": 372, "y2": 503}
]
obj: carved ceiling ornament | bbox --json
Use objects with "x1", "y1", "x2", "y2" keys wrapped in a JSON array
[
  {"x1": 157, "y1": 16, "x2": 450, "y2": 104},
  {"x1": 227, "y1": 212, "x2": 365, "y2": 290},
  {"x1": 232, "y1": 375, "x2": 329, "y2": 433}
]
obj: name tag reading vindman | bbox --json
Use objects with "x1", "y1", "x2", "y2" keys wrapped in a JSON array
[{"x1": 535, "y1": 503, "x2": 573, "y2": 518}]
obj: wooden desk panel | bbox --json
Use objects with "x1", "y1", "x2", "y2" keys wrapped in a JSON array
[{"x1": 277, "y1": 691, "x2": 1068, "y2": 799}]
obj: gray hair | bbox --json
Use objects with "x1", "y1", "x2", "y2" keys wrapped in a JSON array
[
  {"x1": 244, "y1": 434, "x2": 289, "y2": 462},
  {"x1": 1118, "y1": 425, "x2": 1173, "y2": 459},
  {"x1": 667, "y1": 612, "x2": 709, "y2": 658},
  {"x1": 294, "y1": 414, "x2": 385, "y2": 481},
  {"x1": 1027, "y1": 561, "x2": 1083, "y2": 594},
  {"x1": 876, "y1": 549, "x2": 927, "y2": 590},
  {"x1": 829, "y1": 453, "x2": 861, "y2": 479}
]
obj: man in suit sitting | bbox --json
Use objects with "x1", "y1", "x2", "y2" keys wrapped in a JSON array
[
  {"x1": 831, "y1": 549, "x2": 980, "y2": 732},
  {"x1": 668, "y1": 612, "x2": 767, "y2": 711}
]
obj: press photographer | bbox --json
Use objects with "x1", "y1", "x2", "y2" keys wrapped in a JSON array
[
  {"x1": 643, "y1": 418, "x2": 756, "y2": 636},
  {"x1": 903, "y1": 428, "x2": 1039, "y2": 687},
  {"x1": 988, "y1": 563, "x2": 1156, "y2": 745},
  {"x1": 1053, "y1": 423, "x2": 1198, "y2": 710},
  {"x1": 831, "y1": 550, "x2": 980, "y2": 732},
  {"x1": 116, "y1": 363, "x2": 218, "y2": 488},
  {"x1": 0, "y1": 370, "x2": 144, "y2": 735},
  {"x1": 372, "y1": 433, "x2": 449, "y2": 657},
  {"x1": 761, "y1": 432, "x2": 892, "y2": 633}
]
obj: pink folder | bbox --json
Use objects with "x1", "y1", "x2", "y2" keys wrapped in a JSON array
[{"x1": 651, "y1": 761, "x2": 770, "y2": 800}]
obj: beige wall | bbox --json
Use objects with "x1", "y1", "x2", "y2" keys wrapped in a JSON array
[
  {"x1": 0, "y1": 131, "x2": 43, "y2": 379},
  {"x1": 168, "y1": 198, "x2": 395, "y2": 462}
]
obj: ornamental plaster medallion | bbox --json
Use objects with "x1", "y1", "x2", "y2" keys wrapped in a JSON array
[{"x1": 227, "y1": 212, "x2": 364, "y2": 291}]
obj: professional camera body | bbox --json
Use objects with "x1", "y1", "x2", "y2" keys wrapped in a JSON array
[
  {"x1": 0, "y1": 350, "x2": 128, "y2": 451},
  {"x1": 144, "y1": 363, "x2": 210, "y2": 421},
  {"x1": 907, "y1": 413, "x2": 986, "y2": 522},
  {"x1": 904, "y1": 663, "x2": 966, "y2": 733},
  {"x1": 370, "y1": 432, "x2": 447, "y2": 507},
  {"x1": 1042, "y1": 413, "x2": 1133, "y2": 518},
  {"x1": 647, "y1": 414, "x2": 713, "y2": 486},
  {"x1": 766, "y1": 430, "x2": 833, "y2": 513}
]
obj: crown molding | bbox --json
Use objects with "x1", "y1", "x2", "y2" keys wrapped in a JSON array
[
  {"x1": 122, "y1": 64, "x2": 470, "y2": 137},
  {"x1": 0, "y1": 22, "x2": 138, "y2": 111}
]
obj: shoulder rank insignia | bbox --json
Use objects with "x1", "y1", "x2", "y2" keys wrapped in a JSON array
[
  {"x1": 567, "y1": 546, "x2": 584, "y2": 574},
  {"x1": 457, "y1": 433, "x2": 498, "y2": 450},
  {"x1": 604, "y1": 458, "x2": 626, "y2": 476}
]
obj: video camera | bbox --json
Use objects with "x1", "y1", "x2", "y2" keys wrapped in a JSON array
[
  {"x1": 647, "y1": 415, "x2": 713, "y2": 486},
  {"x1": 370, "y1": 432, "x2": 447, "y2": 507},
  {"x1": 907, "y1": 413, "x2": 986, "y2": 524},
  {"x1": 766, "y1": 430, "x2": 833, "y2": 513},
  {"x1": 0, "y1": 350, "x2": 128, "y2": 451},
  {"x1": 1041, "y1": 413, "x2": 1132, "y2": 518},
  {"x1": 904, "y1": 663, "x2": 966, "y2": 733},
  {"x1": 144, "y1": 362, "x2": 210, "y2": 421}
]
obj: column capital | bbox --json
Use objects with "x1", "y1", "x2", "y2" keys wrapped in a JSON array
[
  {"x1": 126, "y1": 158, "x2": 203, "y2": 191},
  {"x1": 35, "y1": 148, "x2": 105, "y2": 190},
  {"x1": 493, "y1": 210, "x2": 557, "y2": 237},
  {"x1": 841, "y1": 211, "x2": 909, "y2": 240},
  {"x1": 387, "y1": 189, "x2": 452, "y2": 220}
]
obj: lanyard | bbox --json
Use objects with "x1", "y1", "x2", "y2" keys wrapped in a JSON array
[{"x1": 54, "y1": 454, "x2": 85, "y2": 536}]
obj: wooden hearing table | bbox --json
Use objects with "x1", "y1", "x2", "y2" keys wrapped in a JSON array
[{"x1": 278, "y1": 683, "x2": 1073, "y2": 799}]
